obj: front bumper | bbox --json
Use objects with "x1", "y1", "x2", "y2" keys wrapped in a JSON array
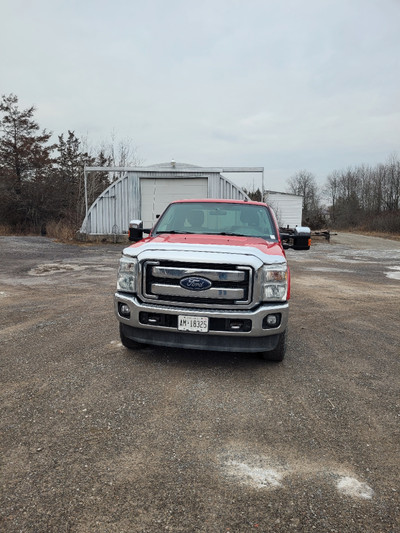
[{"x1": 115, "y1": 292, "x2": 289, "y2": 353}]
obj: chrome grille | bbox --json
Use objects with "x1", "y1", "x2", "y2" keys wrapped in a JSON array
[{"x1": 142, "y1": 261, "x2": 252, "y2": 307}]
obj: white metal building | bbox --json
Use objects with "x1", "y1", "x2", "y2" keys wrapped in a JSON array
[
  {"x1": 79, "y1": 162, "x2": 258, "y2": 237},
  {"x1": 79, "y1": 162, "x2": 303, "y2": 238}
]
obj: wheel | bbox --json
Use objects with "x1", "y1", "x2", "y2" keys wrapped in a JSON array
[
  {"x1": 262, "y1": 330, "x2": 286, "y2": 362},
  {"x1": 119, "y1": 323, "x2": 146, "y2": 350}
]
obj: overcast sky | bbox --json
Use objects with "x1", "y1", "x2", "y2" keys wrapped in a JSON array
[{"x1": 2, "y1": 0, "x2": 399, "y2": 192}]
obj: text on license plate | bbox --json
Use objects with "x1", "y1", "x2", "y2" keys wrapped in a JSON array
[{"x1": 178, "y1": 315, "x2": 209, "y2": 332}]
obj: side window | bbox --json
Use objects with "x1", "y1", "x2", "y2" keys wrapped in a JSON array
[
  {"x1": 258, "y1": 208, "x2": 277, "y2": 239},
  {"x1": 156, "y1": 208, "x2": 174, "y2": 231}
]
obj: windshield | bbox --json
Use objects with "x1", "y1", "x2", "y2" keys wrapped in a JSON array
[{"x1": 153, "y1": 202, "x2": 278, "y2": 241}]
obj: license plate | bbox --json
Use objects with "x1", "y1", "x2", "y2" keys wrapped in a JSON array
[{"x1": 178, "y1": 315, "x2": 209, "y2": 333}]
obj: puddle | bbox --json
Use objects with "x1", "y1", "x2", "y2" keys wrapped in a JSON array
[
  {"x1": 29, "y1": 263, "x2": 86, "y2": 276},
  {"x1": 29, "y1": 263, "x2": 116, "y2": 276},
  {"x1": 386, "y1": 266, "x2": 400, "y2": 280}
]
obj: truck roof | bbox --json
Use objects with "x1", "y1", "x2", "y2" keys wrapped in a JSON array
[{"x1": 170, "y1": 198, "x2": 268, "y2": 207}]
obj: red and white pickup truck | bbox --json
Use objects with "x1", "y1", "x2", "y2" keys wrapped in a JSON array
[{"x1": 115, "y1": 199, "x2": 310, "y2": 361}]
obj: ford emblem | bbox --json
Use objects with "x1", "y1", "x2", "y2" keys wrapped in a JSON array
[{"x1": 180, "y1": 276, "x2": 212, "y2": 291}]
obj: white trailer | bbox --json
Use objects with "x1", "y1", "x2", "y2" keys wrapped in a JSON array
[{"x1": 265, "y1": 191, "x2": 303, "y2": 228}]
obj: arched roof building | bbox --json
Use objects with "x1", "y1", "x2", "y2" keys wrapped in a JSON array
[{"x1": 79, "y1": 162, "x2": 262, "y2": 238}]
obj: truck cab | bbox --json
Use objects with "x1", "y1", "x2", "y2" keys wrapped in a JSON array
[{"x1": 115, "y1": 199, "x2": 310, "y2": 361}]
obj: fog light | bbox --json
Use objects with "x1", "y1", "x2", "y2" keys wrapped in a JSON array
[
  {"x1": 119, "y1": 303, "x2": 130, "y2": 318},
  {"x1": 266, "y1": 314, "x2": 278, "y2": 326},
  {"x1": 263, "y1": 313, "x2": 281, "y2": 328}
]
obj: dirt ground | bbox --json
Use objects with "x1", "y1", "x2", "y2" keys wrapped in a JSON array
[{"x1": 0, "y1": 233, "x2": 399, "y2": 533}]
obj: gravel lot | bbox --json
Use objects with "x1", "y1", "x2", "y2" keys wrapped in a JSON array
[{"x1": 0, "y1": 234, "x2": 399, "y2": 532}]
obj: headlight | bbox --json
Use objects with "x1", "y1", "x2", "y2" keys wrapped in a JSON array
[
  {"x1": 117, "y1": 256, "x2": 138, "y2": 293},
  {"x1": 262, "y1": 263, "x2": 288, "y2": 301}
]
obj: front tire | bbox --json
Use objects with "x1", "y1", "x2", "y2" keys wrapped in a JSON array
[
  {"x1": 262, "y1": 330, "x2": 286, "y2": 362},
  {"x1": 119, "y1": 323, "x2": 146, "y2": 350}
]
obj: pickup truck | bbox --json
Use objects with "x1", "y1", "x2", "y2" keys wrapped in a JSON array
[{"x1": 115, "y1": 199, "x2": 310, "y2": 361}]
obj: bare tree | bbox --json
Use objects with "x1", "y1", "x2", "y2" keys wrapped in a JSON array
[
  {"x1": 324, "y1": 171, "x2": 340, "y2": 222},
  {"x1": 322, "y1": 154, "x2": 400, "y2": 232},
  {"x1": 384, "y1": 153, "x2": 400, "y2": 211},
  {"x1": 287, "y1": 170, "x2": 323, "y2": 227},
  {"x1": 100, "y1": 131, "x2": 143, "y2": 182}
]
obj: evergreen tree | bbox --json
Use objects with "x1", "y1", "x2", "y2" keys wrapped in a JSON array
[
  {"x1": 54, "y1": 131, "x2": 112, "y2": 226},
  {"x1": 54, "y1": 130, "x2": 94, "y2": 225},
  {"x1": 0, "y1": 93, "x2": 54, "y2": 227}
]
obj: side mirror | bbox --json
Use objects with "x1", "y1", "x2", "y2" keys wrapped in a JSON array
[
  {"x1": 128, "y1": 220, "x2": 152, "y2": 241},
  {"x1": 129, "y1": 220, "x2": 144, "y2": 242}
]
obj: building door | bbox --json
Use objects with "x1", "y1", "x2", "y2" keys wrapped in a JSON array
[{"x1": 140, "y1": 177, "x2": 208, "y2": 228}]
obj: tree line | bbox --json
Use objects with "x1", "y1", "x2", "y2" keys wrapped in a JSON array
[
  {"x1": 1, "y1": 93, "x2": 399, "y2": 235},
  {"x1": 286, "y1": 157, "x2": 400, "y2": 231},
  {"x1": 244, "y1": 161, "x2": 399, "y2": 233},
  {"x1": 0, "y1": 94, "x2": 140, "y2": 236}
]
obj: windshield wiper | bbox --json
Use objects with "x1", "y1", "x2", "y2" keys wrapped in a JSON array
[
  {"x1": 214, "y1": 231, "x2": 246, "y2": 236},
  {"x1": 155, "y1": 230, "x2": 195, "y2": 234}
]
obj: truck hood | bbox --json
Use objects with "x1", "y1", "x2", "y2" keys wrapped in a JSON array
[{"x1": 123, "y1": 234, "x2": 286, "y2": 265}]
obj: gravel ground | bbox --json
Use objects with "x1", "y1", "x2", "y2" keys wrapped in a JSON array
[{"x1": 0, "y1": 234, "x2": 399, "y2": 533}]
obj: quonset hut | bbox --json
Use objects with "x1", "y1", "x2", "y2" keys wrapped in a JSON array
[{"x1": 79, "y1": 162, "x2": 261, "y2": 241}]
